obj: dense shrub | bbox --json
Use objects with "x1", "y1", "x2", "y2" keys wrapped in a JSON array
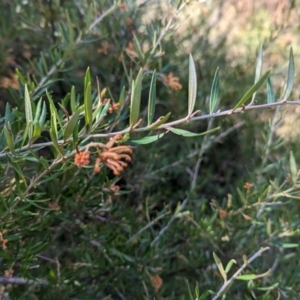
[{"x1": 1, "y1": 1, "x2": 300, "y2": 299}]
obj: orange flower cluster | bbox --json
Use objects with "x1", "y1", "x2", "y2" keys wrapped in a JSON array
[
  {"x1": 150, "y1": 274, "x2": 163, "y2": 292},
  {"x1": 243, "y1": 182, "x2": 254, "y2": 191},
  {"x1": 74, "y1": 134, "x2": 132, "y2": 176},
  {"x1": 95, "y1": 145, "x2": 132, "y2": 176},
  {"x1": 74, "y1": 151, "x2": 90, "y2": 167},
  {"x1": 161, "y1": 72, "x2": 182, "y2": 91}
]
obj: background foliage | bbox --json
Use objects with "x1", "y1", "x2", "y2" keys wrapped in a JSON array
[{"x1": 1, "y1": 0, "x2": 300, "y2": 299}]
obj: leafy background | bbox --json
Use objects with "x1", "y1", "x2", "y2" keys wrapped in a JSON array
[{"x1": 1, "y1": 0, "x2": 300, "y2": 299}]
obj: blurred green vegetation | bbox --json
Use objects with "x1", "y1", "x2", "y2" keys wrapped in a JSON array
[{"x1": 1, "y1": 0, "x2": 300, "y2": 299}]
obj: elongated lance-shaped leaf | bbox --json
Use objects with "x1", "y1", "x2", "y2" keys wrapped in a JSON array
[
  {"x1": 213, "y1": 252, "x2": 227, "y2": 282},
  {"x1": 64, "y1": 110, "x2": 80, "y2": 142},
  {"x1": 147, "y1": 112, "x2": 171, "y2": 130},
  {"x1": 39, "y1": 101, "x2": 47, "y2": 129},
  {"x1": 250, "y1": 45, "x2": 263, "y2": 105},
  {"x1": 232, "y1": 70, "x2": 270, "y2": 112},
  {"x1": 282, "y1": 47, "x2": 295, "y2": 101},
  {"x1": 84, "y1": 82, "x2": 92, "y2": 132},
  {"x1": 267, "y1": 76, "x2": 275, "y2": 104},
  {"x1": 148, "y1": 70, "x2": 157, "y2": 125},
  {"x1": 32, "y1": 121, "x2": 41, "y2": 142},
  {"x1": 130, "y1": 132, "x2": 165, "y2": 145},
  {"x1": 118, "y1": 86, "x2": 126, "y2": 108},
  {"x1": 24, "y1": 84, "x2": 33, "y2": 141},
  {"x1": 209, "y1": 67, "x2": 219, "y2": 114},
  {"x1": 70, "y1": 86, "x2": 77, "y2": 113},
  {"x1": 3, "y1": 125, "x2": 15, "y2": 155},
  {"x1": 133, "y1": 34, "x2": 144, "y2": 62},
  {"x1": 130, "y1": 68, "x2": 143, "y2": 127},
  {"x1": 169, "y1": 126, "x2": 219, "y2": 137},
  {"x1": 188, "y1": 54, "x2": 197, "y2": 117},
  {"x1": 290, "y1": 151, "x2": 298, "y2": 183},
  {"x1": 33, "y1": 98, "x2": 42, "y2": 123},
  {"x1": 46, "y1": 91, "x2": 59, "y2": 142},
  {"x1": 65, "y1": 10, "x2": 74, "y2": 43},
  {"x1": 5, "y1": 103, "x2": 11, "y2": 127}
]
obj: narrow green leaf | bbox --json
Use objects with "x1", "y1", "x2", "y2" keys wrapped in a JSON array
[
  {"x1": 65, "y1": 10, "x2": 74, "y2": 43},
  {"x1": 32, "y1": 121, "x2": 41, "y2": 142},
  {"x1": 282, "y1": 47, "x2": 295, "y2": 101},
  {"x1": 46, "y1": 92, "x2": 58, "y2": 142},
  {"x1": 96, "y1": 99, "x2": 110, "y2": 123},
  {"x1": 39, "y1": 101, "x2": 47, "y2": 129},
  {"x1": 84, "y1": 67, "x2": 91, "y2": 90},
  {"x1": 209, "y1": 67, "x2": 219, "y2": 114},
  {"x1": 184, "y1": 279, "x2": 194, "y2": 299},
  {"x1": 3, "y1": 125, "x2": 15, "y2": 155},
  {"x1": 5, "y1": 103, "x2": 11, "y2": 127},
  {"x1": 130, "y1": 68, "x2": 143, "y2": 126},
  {"x1": 267, "y1": 76, "x2": 275, "y2": 104},
  {"x1": 232, "y1": 70, "x2": 270, "y2": 112},
  {"x1": 118, "y1": 86, "x2": 126, "y2": 108},
  {"x1": 84, "y1": 82, "x2": 92, "y2": 132},
  {"x1": 289, "y1": 151, "x2": 298, "y2": 183},
  {"x1": 64, "y1": 110, "x2": 80, "y2": 141},
  {"x1": 169, "y1": 126, "x2": 219, "y2": 137},
  {"x1": 148, "y1": 70, "x2": 157, "y2": 125},
  {"x1": 213, "y1": 252, "x2": 227, "y2": 282},
  {"x1": 199, "y1": 290, "x2": 214, "y2": 300},
  {"x1": 24, "y1": 84, "x2": 33, "y2": 141},
  {"x1": 225, "y1": 259, "x2": 237, "y2": 273},
  {"x1": 281, "y1": 243, "x2": 299, "y2": 248},
  {"x1": 188, "y1": 54, "x2": 197, "y2": 116},
  {"x1": 72, "y1": 122, "x2": 79, "y2": 149},
  {"x1": 250, "y1": 45, "x2": 263, "y2": 104},
  {"x1": 33, "y1": 98, "x2": 42, "y2": 123},
  {"x1": 130, "y1": 133, "x2": 165, "y2": 145},
  {"x1": 133, "y1": 34, "x2": 144, "y2": 62},
  {"x1": 40, "y1": 52, "x2": 49, "y2": 73},
  {"x1": 15, "y1": 68, "x2": 26, "y2": 85},
  {"x1": 50, "y1": 131, "x2": 63, "y2": 156},
  {"x1": 256, "y1": 283, "x2": 279, "y2": 291},
  {"x1": 147, "y1": 112, "x2": 171, "y2": 130},
  {"x1": 7, "y1": 158, "x2": 27, "y2": 186},
  {"x1": 70, "y1": 86, "x2": 77, "y2": 114},
  {"x1": 237, "y1": 274, "x2": 257, "y2": 280}
]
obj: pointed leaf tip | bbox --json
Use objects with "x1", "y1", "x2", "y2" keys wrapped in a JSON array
[{"x1": 188, "y1": 54, "x2": 197, "y2": 117}]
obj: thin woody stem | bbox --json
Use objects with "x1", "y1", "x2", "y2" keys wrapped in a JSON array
[{"x1": 0, "y1": 99, "x2": 297, "y2": 159}]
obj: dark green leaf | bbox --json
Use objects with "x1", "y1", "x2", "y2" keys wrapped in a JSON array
[
  {"x1": 64, "y1": 110, "x2": 80, "y2": 141},
  {"x1": 70, "y1": 86, "x2": 77, "y2": 114},
  {"x1": 130, "y1": 68, "x2": 143, "y2": 126}
]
